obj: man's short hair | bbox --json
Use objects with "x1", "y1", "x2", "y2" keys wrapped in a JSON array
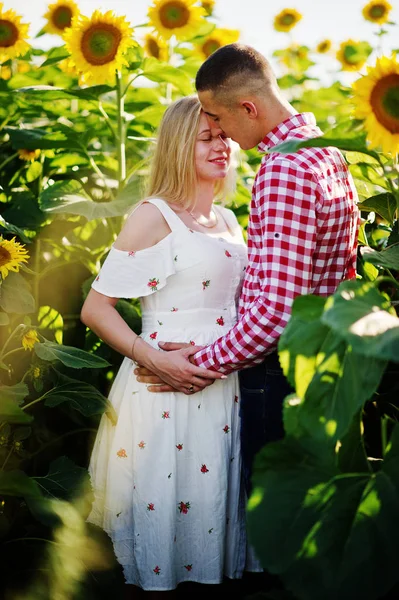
[{"x1": 195, "y1": 43, "x2": 276, "y2": 95}]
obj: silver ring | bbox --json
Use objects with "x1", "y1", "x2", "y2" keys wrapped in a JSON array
[{"x1": 187, "y1": 385, "x2": 194, "y2": 393}]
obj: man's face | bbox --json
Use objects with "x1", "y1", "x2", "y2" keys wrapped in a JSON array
[{"x1": 198, "y1": 89, "x2": 256, "y2": 150}]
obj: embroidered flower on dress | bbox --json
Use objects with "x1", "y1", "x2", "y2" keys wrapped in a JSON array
[
  {"x1": 148, "y1": 277, "x2": 160, "y2": 291},
  {"x1": 216, "y1": 316, "x2": 224, "y2": 326},
  {"x1": 225, "y1": 250, "x2": 232, "y2": 257},
  {"x1": 138, "y1": 440, "x2": 146, "y2": 449},
  {"x1": 171, "y1": 307, "x2": 178, "y2": 312},
  {"x1": 162, "y1": 411, "x2": 170, "y2": 419},
  {"x1": 95, "y1": 275, "x2": 100, "y2": 281},
  {"x1": 202, "y1": 279, "x2": 210, "y2": 290},
  {"x1": 176, "y1": 443, "x2": 183, "y2": 450},
  {"x1": 208, "y1": 528, "x2": 213, "y2": 534},
  {"x1": 150, "y1": 331, "x2": 158, "y2": 339},
  {"x1": 147, "y1": 503, "x2": 155, "y2": 511},
  {"x1": 153, "y1": 565, "x2": 161, "y2": 575},
  {"x1": 190, "y1": 340, "x2": 195, "y2": 345},
  {"x1": 128, "y1": 251, "x2": 136, "y2": 257},
  {"x1": 201, "y1": 464, "x2": 209, "y2": 473},
  {"x1": 223, "y1": 425, "x2": 230, "y2": 434},
  {"x1": 117, "y1": 448, "x2": 127, "y2": 458},
  {"x1": 234, "y1": 395, "x2": 238, "y2": 403},
  {"x1": 178, "y1": 501, "x2": 191, "y2": 514},
  {"x1": 184, "y1": 564, "x2": 193, "y2": 571}
]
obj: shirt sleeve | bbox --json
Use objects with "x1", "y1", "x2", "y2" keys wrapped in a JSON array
[
  {"x1": 91, "y1": 233, "x2": 179, "y2": 299},
  {"x1": 193, "y1": 158, "x2": 318, "y2": 373}
]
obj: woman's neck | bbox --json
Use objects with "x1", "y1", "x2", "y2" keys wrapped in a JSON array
[{"x1": 191, "y1": 180, "x2": 216, "y2": 217}]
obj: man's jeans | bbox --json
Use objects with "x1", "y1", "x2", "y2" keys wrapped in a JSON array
[{"x1": 239, "y1": 351, "x2": 294, "y2": 497}]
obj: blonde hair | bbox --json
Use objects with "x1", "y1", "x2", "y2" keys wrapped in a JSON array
[{"x1": 145, "y1": 95, "x2": 234, "y2": 210}]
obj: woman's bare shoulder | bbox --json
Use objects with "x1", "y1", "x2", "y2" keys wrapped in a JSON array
[{"x1": 114, "y1": 201, "x2": 172, "y2": 252}]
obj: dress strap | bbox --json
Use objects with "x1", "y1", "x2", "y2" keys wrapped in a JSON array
[{"x1": 143, "y1": 198, "x2": 187, "y2": 233}]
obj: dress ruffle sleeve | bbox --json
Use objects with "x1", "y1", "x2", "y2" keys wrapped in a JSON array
[{"x1": 91, "y1": 232, "x2": 183, "y2": 299}]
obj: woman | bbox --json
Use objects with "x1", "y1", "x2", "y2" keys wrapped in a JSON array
[{"x1": 81, "y1": 96, "x2": 261, "y2": 598}]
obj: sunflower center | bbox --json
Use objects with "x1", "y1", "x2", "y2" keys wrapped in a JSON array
[
  {"x1": 319, "y1": 42, "x2": 329, "y2": 52},
  {"x1": 0, "y1": 19, "x2": 18, "y2": 48},
  {"x1": 81, "y1": 24, "x2": 122, "y2": 66},
  {"x1": 159, "y1": 2, "x2": 190, "y2": 29},
  {"x1": 52, "y1": 6, "x2": 73, "y2": 31},
  {"x1": 148, "y1": 38, "x2": 160, "y2": 59},
  {"x1": 281, "y1": 13, "x2": 295, "y2": 26},
  {"x1": 343, "y1": 44, "x2": 360, "y2": 65},
  {"x1": 202, "y1": 39, "x2": 221, "y2": 57},
  {"x1": 369, "y1": 4, "x2": 386, "y2": 18},
  {"x1": 371, "y1": 74, "x2": 399, "y2": 133},
  {"x1": 0, "y1": 246, "x2": 11, "y2": 267}
]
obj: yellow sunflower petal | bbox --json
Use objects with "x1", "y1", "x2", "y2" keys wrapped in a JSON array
[
  {"x1": 0, "y1": 4, "x2": 30, "y2": 60},
  {"x1": 43, "y1": 0, "x2": 80, "y2": 36},
  {"x1": 362, "y1": 0, "x2": 392, "y2": 25},
  {"x1": 64, "y1": 10, "x2": 137, "y2": 85},
  {"x1": 316, "y1": 39, "x2": 332, "y2": 54},
  {"x1": 148, "y1": 0, "x2": 207, "y2": 41},
  {"x1": 144, "y1": 33, "x2": 168, "y2": 61},
  {"x1": 21, "y1": 329, "x2": 40, "y2": 351},
  {"x1": 196, "y1": 27, "x2": 240, "y2": 59},
  {"x1": 201, "y1": 0, "x2": 215, "y2": 16},
  {"x1": 352, "y1": 54, "x2": 399, "y2": 155},
  {"x1": 0, "y1": 236, "x2": 29, "y2": 280},
  {"x1": 18, "y1": 148, "x2": 41, "y2": 161},
  {"x1": 273, "y1": 8, "x2": 302, "y2": 33}
]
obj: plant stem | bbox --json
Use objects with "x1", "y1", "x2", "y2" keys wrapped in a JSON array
[
  {"x1": 381, "y1": 415, "x2": 388, "y2": 458},
  {"x1": 1, "y1": 347, "x2": 25, "y2": 361},
  {"x1": 116, "y1": 69, "x2": 126, "y2": 190},
  {"x1": 22, "y1": 388, "x2": 54, "y2": 411},
  {"x1": 0, "y1": 152, "x2": 18, "y2": 172},
  {"x1": 1, "y1": 446, "x2": 13, "y2": 470},
  {"x1": 0, "y1": 324, "x2": 24, "y2": 360}
]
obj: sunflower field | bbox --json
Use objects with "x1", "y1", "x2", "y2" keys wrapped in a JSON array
[{"x1": 0, "y1": 0, "x2": 399, "y2": 599}]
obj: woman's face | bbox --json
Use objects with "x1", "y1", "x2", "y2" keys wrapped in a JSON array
[{"x1": 195, "y1": 112, "x2": 231, "y2": 183}]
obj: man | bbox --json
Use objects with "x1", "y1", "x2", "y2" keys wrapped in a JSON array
[{"x1": 134, "y1": 43, "x2": 360, "y2": 494}]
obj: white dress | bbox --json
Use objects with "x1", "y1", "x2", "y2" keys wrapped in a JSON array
[{"x1": 87, "y1": 198, "x2": 261, "y2": 590}]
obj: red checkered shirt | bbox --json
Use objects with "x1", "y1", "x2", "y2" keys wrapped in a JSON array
[{"x1": 193, "y1": 112, "x2": 360, "y2": 374}]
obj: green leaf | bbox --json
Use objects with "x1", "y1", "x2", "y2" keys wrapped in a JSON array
[
  {"x1": 268, "y1": 134, "x2": 380, "y2": 161},
  {"x1": 0, "y1": 215, "x2": 31, "y2": 244},
  {"x1": 34, "y1": 456, "x2": 91, "y2": 501},
  {"x1": 0, "y1": 470, "x2": 42, "y2": 498},
  {"x1": 0, "y1": 313, "x2": 10, "y2": 325},
  {"x1": 44, "y1": 371, "x2": 114, "y2": 418},
  {"x1": 39, "y1": 178, "x2": 142, "y2": 221},
  {"x1": 338, "y1": 410, "x2": 370, "y2": 474},
  {"x1": 359, "y1": 193, "x2": 397, "y2": 223},
  {"x1": 1, "y1": 382, "x2": 29, "y2": 405},
  {"x1": 361, "y1": 244, "x2": 399, "y2": 270},
  {"x1": 0, "y1": 272, "x2": 35, "y2": 314},
  {"x1": 0, "y1": 398, "x2": 32, "y2": 424},
  {"x1": 25, "y1": 161, "x2": 43, "y2": 183},
  {"x1": 140, "y1": 57, "x2": 193, "y2": 95},
  {"x1": 5, "y1": 126, "x2": 83, "y2": 151},
  {"x1": 321, "y1": 279, "x2": 399, "y2": 362},
  {"x1": 14, "y1": 84, "x2": 114, "y2": 101},
  {"x1": 40, "y1": 45, "x2": 70, "y2": 67},
  {"x1": 34, "y1": 340, "x2": 110, "y2": 369}
]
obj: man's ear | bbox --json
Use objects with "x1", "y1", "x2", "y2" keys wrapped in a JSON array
[{"x1": 240, "y1": 101, "x2": 258, "y2": 119}]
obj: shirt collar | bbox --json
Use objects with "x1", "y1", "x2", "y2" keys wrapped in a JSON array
[{"x1": 258, "y1": 112, "x2": 317, "y2": 153}]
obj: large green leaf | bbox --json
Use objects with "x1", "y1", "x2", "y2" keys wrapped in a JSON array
[
  {"x1": 361, "y1": 244, "x2": 399, "y2": 270},
  {"x1": 1, "y1": 382, "x2": 29, "y2": 405},
  {"x1": 34, "y1": 456, "x2": 91, "y2": 501},
  {"x1": 35, "y1": 340, "x2": 110, "y2": 369},
  {"x1": 321, "y1": 280, "x2": 399, "y2": 362},
  {"x1": 0, "y1": 272, "x2": 35, "y2": 314},
  {"x1": 268, "y1": 134, "x2": 380, "y2": 161},
  {"x1": 0, "y1": 215, "x2": 31, "y2": 244},
  {"x1": 5, "y1": 126, "x2": 83, "y2": 151},
  {"x1": 0, "y1": 393, "x2": 32, "y2": 424},
  {"x1": 15, "y1": 84, "x2": 114, "y2": 101},
  {"x1": 359, "y1": 192, "x2": 397, "y2": 223},
  {"x1": 44, "y1": 371, "x2": 115, "y2": 419},
  {"x1": 0, "y1": 470, "x2": 42, "y2": 498},
  {"x1": 39, "y1": 178, "x2": 142, "y2": 221},
  {"x1": 247, "y1": 425, "x2": 399, "y2": 600},
  {"x1": 39, "y1": 45, "x2": 70, "y2": 67},
  {"x1": 140, "y1": 58, "x2": 193, "y2": 95}
]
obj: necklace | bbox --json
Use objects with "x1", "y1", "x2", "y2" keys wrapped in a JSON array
[{"x1": 187, "y1": 205, "x2": 219, "y2": 229}]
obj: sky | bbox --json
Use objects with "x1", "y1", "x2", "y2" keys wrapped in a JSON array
[{"x1": 10, "y1": 0, "x2": 399, "y2": 85}]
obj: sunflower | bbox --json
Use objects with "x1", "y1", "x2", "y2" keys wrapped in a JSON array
[
  {"x1": 273, "y1": 8, "x2": 302, "y2": 33},
  {"x1": 352, "y1": 54, "x2": 399, "y2": 154},
  {"x1": 144, "y1": 33, "x2": 168, "y2": 61},
  {"x1": 316, "y1": 39, "x2": 332, "y2": 54},
  {"x1": 362, "y1": 0, "x2": 392, "y2": 25},
  {"x1": 0, "y1": 63, "x2": 10, "y2": 79},
  {"x1": 0, "y1": 3, "x2": 29, "y2": 61},
  {"x1": 0, "y1": 236, "x2": 29, "y2": 280},
  {"x1": 336, "y1": 39, "x2": 371, "y2": 72},
  {"x1": 201, "y1": 0, "x2": 215, "y2": 16},
  {"x1": 18, "y1": 148, "x2": 41, "y2": 161},
  {"x1": 197, "y1": 27, "x2": 240, "y2": 59},
  {"x1": 43, "y1": 0, "x2": 79, "y2": 36},
  {"x1": 148, "y1": 0, "x2": 207, "y2": 41},
  {"x1": 63, "y1": 10, "x2": 137, "y2": 85},
  {"x1": 21, "y1": 329, "x2": 40, "y2": 351}
]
